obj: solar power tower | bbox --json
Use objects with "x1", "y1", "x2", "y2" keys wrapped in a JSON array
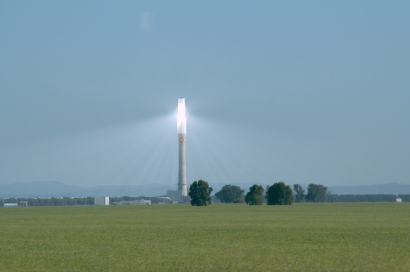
[{"x1": 177, "y1": 98, "x2": 187, "y2": 196}]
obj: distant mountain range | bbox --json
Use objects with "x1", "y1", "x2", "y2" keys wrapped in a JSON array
[
  {"x1": 0, "y1": 181, "x2": 172, "y2": 198},
  {"x1": 213, "y1": 183, "x2": 410, "y2": 195},
  {"x1": 327, "y1": 183, "x2": 410, "y2": 195},
  {"x1": 1, "y1": 181, "x2": 410, "y2": 198}
]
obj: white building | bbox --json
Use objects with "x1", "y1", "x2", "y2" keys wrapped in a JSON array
[
  {"x1": 4, "y1": 203, "x2": 18, "y2": 207},
  {"x1": 118, "y1": 199, "x2": 151, "y2": 205},
  {"x1": 94, "y1": 197, "x2": 110, "y2": 205}
]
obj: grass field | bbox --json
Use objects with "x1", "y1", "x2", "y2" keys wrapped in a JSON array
[{"x1": 0, "y1": 203, "x2": 409, "y2": 271}]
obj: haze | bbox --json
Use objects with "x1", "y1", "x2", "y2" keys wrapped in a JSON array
[{"x1": 1, "y1": 1, "x2": 409, "y2": 188}]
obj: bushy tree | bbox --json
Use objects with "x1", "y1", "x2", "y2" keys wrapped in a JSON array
[
  {"x1": 305, "y1": 183, "x2": 327, "y2": 202},
  {"x1": 215, "y1": 185, "x2": 244, "y2": 203},
  {"x1": 233, "y1": 199, "x2": 244, "y2": 203},
  {"x1": 293, "y1": 184, "x2": 305, "y2": 203},
  {"x1": 245, "y1": 184, "x2": 264, "y2": 205},
  {"x1": 188, "y1": 180, "x2": 213, "y2": 206},
  {"x1": 266, "y1": 182, "x2": 293, "y2": 205}
]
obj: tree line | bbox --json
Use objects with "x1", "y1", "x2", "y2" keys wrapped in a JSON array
[
  {"x1": 4, "y1": 183, "x2": 405, "y2": 207},
  {"x1": 328, "y1": 194, "x2": 404, "y2": 202},
  {"x1": 188, "y1": 180, "x2": 331, "y2": 206},
  {"x1": 1, "y1": 197, "x2": 95, "y2": 206}
]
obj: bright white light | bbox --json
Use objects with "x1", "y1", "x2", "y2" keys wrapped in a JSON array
[{"x1": 177, "y1": 98, "x2": 186, "y2": 134}]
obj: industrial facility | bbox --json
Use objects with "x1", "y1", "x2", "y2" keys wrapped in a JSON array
[
  {"x1": 0, "y1": 196, "x2": 173, "y2": 207},
  {"x1": 1, "y1": 99, "x2": 189, "y2": 206}
]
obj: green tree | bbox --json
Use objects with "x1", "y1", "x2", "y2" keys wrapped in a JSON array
[
  {"x1": 266, "y1": 182, "x2": 293, "y2": 205},
  {"x1": 245, "y1": 184, "x2": 264, "y2": 205},
  {"x1": 233, "y1": 199, "x2": 244, "y2": 203},
  {"x1": 293, "y1": 184, "x2": 305, "y2": 203},
  {"x1": 305, "y1": 183, "x2": 328, "y2": 202},
  {"x1": 215, "y1": 185, "x2": 244, "y2": 203},
  {"x1": 188, "y1": 180, "x2": 213, "y2": 206}
]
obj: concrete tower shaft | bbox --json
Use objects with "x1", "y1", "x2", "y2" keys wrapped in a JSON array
[{"x1": 177, "y1": 98, "x2": 187, "y2": 196}]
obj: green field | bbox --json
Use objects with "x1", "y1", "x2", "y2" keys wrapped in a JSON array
[{"x1": 0, "y1": 203, "x2": 409, "y2": 271}]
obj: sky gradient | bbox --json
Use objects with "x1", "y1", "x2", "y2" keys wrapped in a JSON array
[{"x1": 1, "y1": 1, "x2": 409, "y2": 188}]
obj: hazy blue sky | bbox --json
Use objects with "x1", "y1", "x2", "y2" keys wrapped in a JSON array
[{"x1": 1, "y1": 1, "x2": 409, "y2": 188}]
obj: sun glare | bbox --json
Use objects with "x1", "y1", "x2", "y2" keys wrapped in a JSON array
[{"x1": 177, "y1": 98, "x2": 186, "y2": 134}]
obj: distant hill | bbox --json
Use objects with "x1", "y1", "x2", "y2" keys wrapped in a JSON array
[
  {"x1": 0, "y1": 181, "x2": 83, "y2": 198},
  {"x1": 1, "y1": 181, "x2": 410, "y2": 198},
  {"x1": 327, "y1": 183, "x2": 410, "y2": 195},
  {"x1": 0, "y1": 181, "x2": 171, "y2": 198},
  {"x1": 209, "y1": 182, "x2": 270, "y2": 194},
  {"x1": 212, "y1": 182, "x2": 410, "y2": 195}
]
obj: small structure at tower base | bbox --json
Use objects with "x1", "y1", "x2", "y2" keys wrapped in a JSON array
[{"x1": 167, "y1": 190, "x2": 183, "y2": 203}]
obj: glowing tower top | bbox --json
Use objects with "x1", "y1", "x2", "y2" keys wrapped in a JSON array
[{"x1": 177, "y1": 98, "x2": 186, "y2": 134}]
